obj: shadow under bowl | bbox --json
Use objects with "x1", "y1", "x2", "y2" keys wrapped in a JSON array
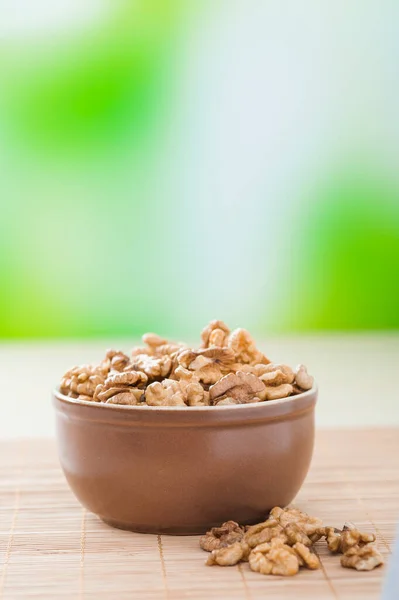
[{"x1": 53, "y1": 387, "x2": 317, "y2": 535}]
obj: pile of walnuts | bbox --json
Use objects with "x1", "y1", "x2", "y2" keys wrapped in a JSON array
[
  {"x1": 200, "y1": 507, "x2": 384, "y2": 576},
  {"x1": 60, "y1": 320, "x2": 314, "y2": 407}
]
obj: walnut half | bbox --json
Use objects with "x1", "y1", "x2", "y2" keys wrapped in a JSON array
[
  {"x1": 94, "y1": 371, "x2": 147, "y2": 405},
  {"x1": 249, "y1": 539, "x2": 300, "y2": 576},
  {"x1": 209, "y1": 371, "x2": 265, "y2": 404},
  {"x1": 341, "y1": 544, "x2": 384, "y2": 571},
  {"x1": 206, "y1": 542, "x2": 250, "y2": 566},
  {"x1": 200, "y1": 521, "x2": 244, "y2": 552}
]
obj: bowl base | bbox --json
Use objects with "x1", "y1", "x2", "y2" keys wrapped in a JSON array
[{"x1": 100, "y1": 516, "x2": 232, "y2": 536}]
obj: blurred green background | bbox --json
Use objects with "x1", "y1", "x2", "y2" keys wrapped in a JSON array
[{"x1": 1, "y1": 0, "x2": 398, "y2": 339}]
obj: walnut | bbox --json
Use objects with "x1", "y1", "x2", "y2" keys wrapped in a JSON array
[
  {"x1": 324, "y1": 527, "x2": 342, "y2": 552},
  {"x1": 231, "y1": 363, "x2": 296, "y2": 394},
  {"x1": 131, "y1": 354, "x2": 172, "y2": 380},
  {"x1": 201, "y1": 320, "x2": 230, "y2": 348},
  {"x1": 175, "y1": 378, "x2": 209, "y2": 406},
  {"x1": 60, "y1": 364, "x2": 108, "y2": 398},
  {"x1": 198, "y1": 507, "x2": 383, "y2": 578},
  {"x1": 206, "y1": 542, "x2": 250, "y2": 566},
  {"x1": 209, "y1": 328, "x2": 228, "y2": 347},
  {"x1": 103, "y1": 388, "x2": 144, "y2": 405},
  {"x1": 140, "y1": 333, "x2": 187, "y2": 359},
  {"x1": 244, "y1": 519, "x2": 314, "y2": 549},
  {"x1": 258, "y1": 383, "x2": 294, "y2": 401},
  {"x1": 185, "y1": 382, "x2": 210, "y2": 406},
  {"x1": 259, "y1": 369, "x2": 289, "y2": 386},
  {"x1": 284, "y1": 522, "x2": 313, "y2": 547},
  {"x1": 230, "y1": 363, "x2": 255, "y2": 374},
  {"x1": 209, "y1": 371, "x2": 265, "y2": 404},
  {"x1": 244, "y1": 520, "x2": 286, "y2": 548},
  {"x1": 183, "y1": 356, "x2": 222, "y2": 385},
  {"x1": 144, "y1": 377, "x2": 209, "y2": 406},
  {"x1": 245, "y1": 519, "x2": 280, "y2": 536},
  {"x1": 341, "y1": 544, "x2": 384, "y2": 571},
  {"x1": 142, "y1": 333, "x2": 168, "y2": 350},
  {"x1": 227, "y1": 328, "x2": 270, "y2": 365},
  {"x1": 249, "y1": 538, "x2": 299, "y2": 576},
  {"x1": 214, "y1": 397, "x2": 241, "y2": 406},
  {"x1": 177, "y1": 348, "x2": 235, "y2": 385},
  {"x1": 145, "y1": 380, "x2": 185, "y2": 406},
  {"x1": 258, "y1": 363, "x2": 295, "y2": 385},
  {"x1": 104, "y1": 349, "x2": 130, "y2": 372},
  {"x1": 291, "y1": 383, "x2": 306, "y2": 395},
  {"x1": 293, "y1": 542, "x2": 320, "y2": 569},
  {"x1": 270, "y1": 507, "x2": 323, "y2": 538},
  {"x1": 94, "y1": 371, "x2": 147, "y2": 405},
  {"x1": 200, "y1": 521, "x2": 245, "y2": 552},
  {"x1": 295, "y1": 364, "x2": 314, "y2": 390},
  {"x1": 341, "y1": 522, "x2": 375, "y2": 552},
  {"x1": 107, "y1": 371, "x2": 147, "y2": 387},
  {"x1": 155, "y1": 343, "x2": 186, "y2": 356},
  {"x1": 325, "y1": 522, "x2": 375, "y2": 553},
  {"x1": 252, "y1": 364, "x2": 295, "y2": 401},
  {"x1": 131, "y1": 346, "x2": 152, "y2": 357},
  {"x1": 173, "y1": 365, "x2": 199, "y2": 381},
  {"x1": 131, "y1": 340, "x2": 184, "y2": 360},
  {"x1": 60, "y1": 320, "x2": 315, "y2": 408}
]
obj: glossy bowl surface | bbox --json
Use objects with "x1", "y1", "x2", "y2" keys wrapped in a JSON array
[{"x1": 53, "y1": 387, "x2": 317, "y2": 534}]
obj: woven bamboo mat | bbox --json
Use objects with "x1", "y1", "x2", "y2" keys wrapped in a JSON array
[{"x1": 0, "y1": 429, "x2": 397, "y2": 600}]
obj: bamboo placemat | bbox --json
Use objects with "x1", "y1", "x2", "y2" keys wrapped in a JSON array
[{"x1": 0, "y1": 429, "x2": 397, "y2": 599}]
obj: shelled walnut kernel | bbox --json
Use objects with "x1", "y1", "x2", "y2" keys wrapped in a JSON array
[
  {"x1": 201, "y1": 506, "x2": 384, "y2": 577},
  {"x1": 59, "y1": 320, "x2": 314, "y2": 406}
]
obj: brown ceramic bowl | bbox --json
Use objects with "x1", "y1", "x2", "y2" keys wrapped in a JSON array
[{"x1": 53, "y1": 387, "x2": 317, "y2": 535}]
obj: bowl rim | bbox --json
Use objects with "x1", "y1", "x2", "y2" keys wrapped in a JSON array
[{"x1": 53, "y1": 384, "x2": 317, "y2": 412}]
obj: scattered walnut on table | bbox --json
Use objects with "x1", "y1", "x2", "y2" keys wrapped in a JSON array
[
  {"x1": 293, "y1": 542, "x2": 320, "y2": 569},
  {"x1": 249, "y1": 538, "x2": 300, "y2": 576},
  {"x1": 206, "y1": 542, "x2": 250, "y2": 566},
  {"x1": 340, "y1": 522, "x2": 376, "y2": 552},
  {"x1": 244, "y1": 520, "x2": 286, "y2": 548},
  {"x1": 200, "y1": 521, "x2": 244, "y2": 552},
  {"x1": 270, "y1": 506, "x2": 323, "y2": 540},
  {"x1": 341, "y1": 544, "x2": 384, "y2": 571},
  {"x1": 200, "y1": 506, "x2": 383, "y2": 577},
  {"x1": 324, "y1": 522, "x2": 375, "y2": 553},
  {"x1": 284, "y1": 522, "x2": 314, "y2": 547},
  {"x1": 323, "y1": 527, "x2": 342, "y2": 552}
]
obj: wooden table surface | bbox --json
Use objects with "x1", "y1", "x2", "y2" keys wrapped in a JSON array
[{"x1": 0, "y1": 429, "x2": 398, "y2": 599}]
